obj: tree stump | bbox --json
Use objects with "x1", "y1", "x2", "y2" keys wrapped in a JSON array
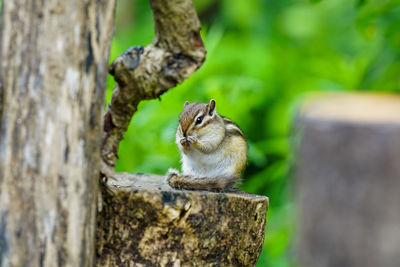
[
  {"x1": 96, "y1": 173, "x2": 269, "y2": 266},
  {"x1": 296, "y1": 93, "x2": 400, "y2": 267}
]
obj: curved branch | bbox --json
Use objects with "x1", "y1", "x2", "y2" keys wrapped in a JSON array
[{"x1": 101, "y1": 0, "x2": 206, "y2": 173}]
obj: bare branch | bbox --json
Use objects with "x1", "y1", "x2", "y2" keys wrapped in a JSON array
[{"x1": 101, "y1": 0, "x2": 206, "y2": 171}]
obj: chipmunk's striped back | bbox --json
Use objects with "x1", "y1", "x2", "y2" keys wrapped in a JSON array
[{"x1": 222, "y1": 117, "x2": 245, "y2": 137}]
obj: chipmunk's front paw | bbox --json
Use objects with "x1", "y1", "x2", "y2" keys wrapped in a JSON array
[{"x1": 187, "y1": 136, "x2": 198, "y2": 144}]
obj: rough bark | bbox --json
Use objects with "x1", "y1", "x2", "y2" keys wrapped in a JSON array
[
  {"x1": 101, "y1": 0, "x2": 206, "y2": 174},
  {"x1": 96, "y1": 173, "x2": 269, "y2": 266},
  {"x1": 0, "y1": 0, "x2": 115, "y2": 266},
  {"x1": 296, "y1": 93, "x2": 400, "y2": 267}
]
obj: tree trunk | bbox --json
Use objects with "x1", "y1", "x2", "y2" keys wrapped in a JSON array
[{"x1": 0, "y1": 1, "x2": 115, "y2": 266}]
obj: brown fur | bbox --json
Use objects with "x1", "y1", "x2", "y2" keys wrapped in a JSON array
[
  {"x1": 225, "y1": 134, "x2": 248, "y2": 175},
  {"x1": 179, "y1": 103, "x2": 207, "y2": 135},
  {"x1": 226, "y1": 128, "x2": 244, "y2": 137},
  {"x1": 167, "y1": 172, "x2": 238, "y2": 192},
  {"x1": 222, "y1": 117, "x2": 234, "y2": 124},
  {"x1": 198, "y1": 115, "x2": 214, "y2": 129}
]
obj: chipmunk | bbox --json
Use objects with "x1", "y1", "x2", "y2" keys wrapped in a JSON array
[{"x1": 167, "y1": 99, "x2": 247, "y2": 191}]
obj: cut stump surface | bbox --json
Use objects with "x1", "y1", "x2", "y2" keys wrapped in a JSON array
[{"x1": 96, "y1": 173, "x2": 269, "y2": 267}]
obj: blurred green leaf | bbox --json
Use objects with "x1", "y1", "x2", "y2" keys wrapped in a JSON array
[{"x1": 356, "y1": 0, "x2": 368, "y2": 8}]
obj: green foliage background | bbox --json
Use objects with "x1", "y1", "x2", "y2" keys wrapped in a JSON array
[{"x1": 109, "y1": 0, "x2": 400, "y2": 265}]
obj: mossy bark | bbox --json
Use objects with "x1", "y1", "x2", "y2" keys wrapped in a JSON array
[{"x1": 96, "y1": 173, "x2": 269, "y2": 266}]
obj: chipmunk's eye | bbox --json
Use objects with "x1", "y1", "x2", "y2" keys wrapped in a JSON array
[{"x1": 195, "y1": 115, "x2": 204, "y2": 125}]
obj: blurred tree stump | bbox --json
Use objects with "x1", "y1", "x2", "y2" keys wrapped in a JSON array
[
  {"x1": 96, "y1": 173, "x2": 269, "y2": 266},
  {"x1": 296, "y1": 93, "x2": 400, "y2": 267}
]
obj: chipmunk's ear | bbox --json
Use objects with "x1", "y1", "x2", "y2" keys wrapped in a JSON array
[
  {"x1": 184, "y1": 101, "x2": 190, "y2": 108},
  {"x1": 208, "y1": 99, "x2": 216, "y2": 116}
]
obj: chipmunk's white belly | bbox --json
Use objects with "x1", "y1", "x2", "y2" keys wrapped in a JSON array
[{"x1": 181, "y1": 149, "x2": 236, "y2": 178}]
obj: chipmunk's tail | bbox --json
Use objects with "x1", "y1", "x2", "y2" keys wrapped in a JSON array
[{"x1": 166, "y1": 169, "x2": 239, "y2": 192}]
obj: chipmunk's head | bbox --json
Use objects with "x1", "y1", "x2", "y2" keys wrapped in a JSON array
[{"x1": 177, "y1": 99, "x2": 224, "y2": 149}]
